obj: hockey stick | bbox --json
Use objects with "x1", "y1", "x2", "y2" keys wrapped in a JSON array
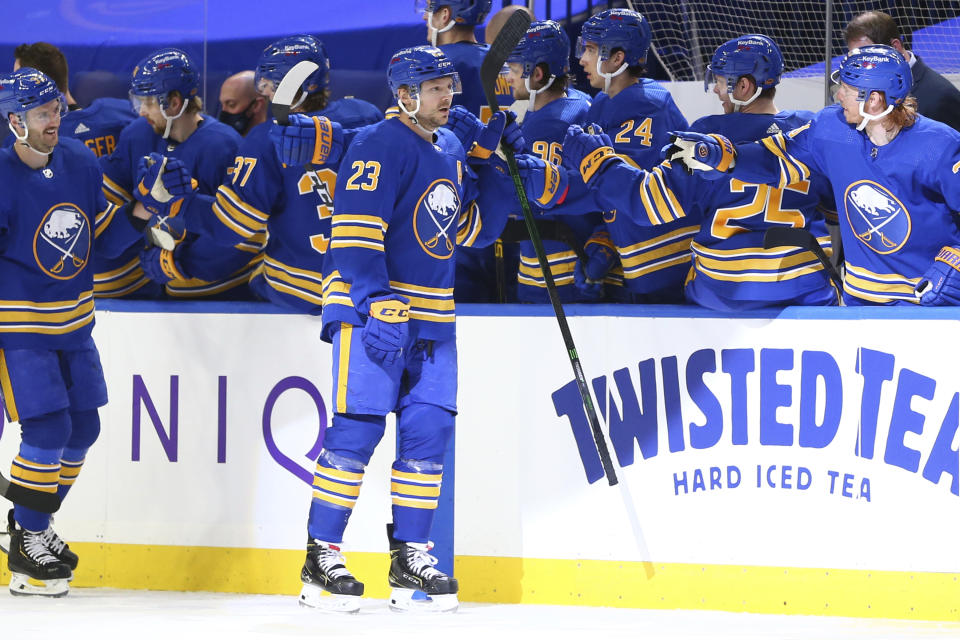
[
  {"x1": 763, "y1": 226, "x2": 843, "y2": 289},
  {"x1": 481, "y1": 11, "x2": 618, "y2": 486},
  {"x1": 0, "y1": 470, "x2": 61, "y2": 514}
]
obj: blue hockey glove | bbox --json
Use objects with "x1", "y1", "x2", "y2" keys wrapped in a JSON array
[
  {"x1": 501, "y1": 110, "x2": 525, "y2": 154},
  {"x1": 361, "y1": 295, "x2": 411, "y2": 366},
  {"x1": 562, "y1": 124, "x2": 619, "y2": 187},
  {"x1": 136, "y1": 153, "x2": 196, "y2": 250},
  {"x1": 574, "y1": 230, "x2": 618, "y2": 300},
  {"x1": 270, "y1": 114, "x2": 344, "y2": 167},
  {"x1": 916, "y1": 245, "x2": 960, "y2": 306},
  {"x1": 662, "y1": 131, "x2": 736, "y2": 177},
  {"x1": 491, "y1": 154, "x2": 569, "y2": 210},
  {"x1": 140, "y1": 244, "x2": 189, "y2": 285},
  {"x1": 446, "y1": 106, "x2": 523, "y2": 161}
]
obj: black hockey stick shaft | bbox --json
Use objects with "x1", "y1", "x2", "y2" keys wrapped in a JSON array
[
  {"x1": 481, "y1": 11, "x2": 618, "y2": 486},
  {"x1": 763, "y1": 226, "x2": 843, "y2": 289},
  {"x1": 0, "y1": 470, "x2": 61, "y2": 513}
]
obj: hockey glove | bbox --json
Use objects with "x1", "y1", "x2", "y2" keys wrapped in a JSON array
[
  {"x1": 490, "y1": 154, "x2": 569, "y2": 210},
  {"x1": 916, "y1": 245, "x2": 960, "y2": 306},
  {"x1": 562, "y1": 124, "x2": 619, "y2": 187},
  {"x1": 662, "y1": 131, "x2": 736, "y2": 177},
  {"x1": 501, "y1": 110, "x2": 526, "y2": 154},
  {"x1": 446, "y1": 106, "x2": 524, "y2": 161},
  {"x1": 574, "y1": 230, "x2": 618, "y2": 301},
  {"x1": 361, "y1": 295, "x2": 411, "y2": 366},
  {"x1": 140, "y1": 244, "x2": 190, "y2": 285},
  {"x1": 136, "y1": 153, "x2": 196, "y2": 249},
  {"x1": 270, "y1": 114, "x2": 344, "y2": 167}
]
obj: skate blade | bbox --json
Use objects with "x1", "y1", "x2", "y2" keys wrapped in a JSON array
[
  {"x1": 298, "y1": 583, "x2": 361, "y2": 614},
  {"x1": 389, "y1": 588, "x2": 459, "y2": 613},
  {"x1": 9, "y1": 573, "x2": 69, "y2": 598}
]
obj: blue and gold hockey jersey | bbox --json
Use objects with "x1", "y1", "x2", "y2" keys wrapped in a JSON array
[
  {"x1": 513, "y1": 89, "x2": 597, "y2": 302},
  {"x1": 0, "y1": 138, "x2": 115, "y2": 349},
  {"x1": 730, "y1": 105, "x2": 960, "y2": 305},
  {"x1": 321, "y1": 118, "x2": 507, "y2": 341},
  {"x1": 202, "y1": 99, "x2": 382, "y2": 313},
  {"x1": 97, "y1": 116, "x2": 246, "y2": 298},
  {"x1": 582, "y1": 80, "x2": 698, "y2": 298},
  {"x1": 682, "y1": 110, "x2": 837, "y2": 307}
]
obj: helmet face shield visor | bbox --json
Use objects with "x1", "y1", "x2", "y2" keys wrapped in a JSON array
[
  {"x1": 21, "y1": 94, "x2": 67, "y2": 127},
  {"x1": 407, "y1": 72, "x2": 462, "y2": 100},
  {"x1": 129, "y1": 92, "x2": 162, "y2": 113}
]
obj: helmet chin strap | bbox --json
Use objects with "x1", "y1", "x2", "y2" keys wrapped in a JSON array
[
  {"x1": 596, "y1": 57, "x2": 628, "y2": 94},
  {"x1": 525, "y1": 74, "x2": 556, "y2": 113},
  {"x1": 161, "y1": 99, "x2": 189, "y2": 139},
  {"x1": 9, "y1": 116, "x2": 52, "y2": 157},
  {"x1": 427, "y1": 12, "x2": 455, "y2": 47},
  {"x1": 856, "y1": 101, "x2": 894, "y2": 131},
  {"x1": 729, "y1": 84, "x2": 763, "y2": 112},
  {"x1": 397, "y1": 95, "x2": 437, "y2": 137}
]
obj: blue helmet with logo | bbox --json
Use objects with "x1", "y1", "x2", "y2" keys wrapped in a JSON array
[
  {"x1": 130, "y1": 48, "x2": 199, "y2": 108},
  {"x1": 576, "y1": 8, "x2": 652, "y2": 67},
  {"x1": 833, "y1": 44, "x2": 911, "y2": 105},
  {"x1": 255, "y1": 35, "x2": 330, "y2": 98},
  {"x1": 421, "y1": 0, "x2": 492, "y2": 26},
  {"x1": 387, "y1": 45, "x2": 461, "y2": 99},
  {"x1": 0, "y1": 67, "x2": 63, "y2": 122},
  {"x1": 707, "y1": 34, "x2": 784, "y2": 94},
  {"x1": 508, "y1": 20, "x2": 571, "y2": 78}
]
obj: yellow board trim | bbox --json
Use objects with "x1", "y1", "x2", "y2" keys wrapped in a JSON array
[{"x1": 0, "y1": 545, "x2": 957, "y2": 621}]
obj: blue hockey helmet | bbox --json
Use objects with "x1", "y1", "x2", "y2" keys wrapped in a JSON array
[
  {"x1": 255, "y1": 35, "x2": 330, "y2": 99},
  {"x1": 576, "y1": 8, "x2": 652, "y2": 67},
  {"x1": 832, "y1": 44, "x2": 911, "y2": 105},
  {"x1": 0, "y1": 67, "x2": 64, "y2": 122},
  {"x1": 417, "y1": 0, "x2": 493, "y2": 26},
  {"x1": 130, "y1": 48, "x2": 199, "y2": 108},
  {"x1": 706, "y1": 34, "x2": 784, "y2": 93},
  {"x1": 387, "y1": 45, "x2": 462, "y2": 99},
  {"x1": 507, "y1": 20, "x2": 571, "y2": 79}
]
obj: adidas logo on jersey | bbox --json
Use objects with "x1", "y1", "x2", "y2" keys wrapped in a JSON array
[
  {"x1": 766, "y1": 123, "x2": 781, "y2": 134},
  {"x1": 73, "y1": 123, "x2": 90, "y2": 134}
]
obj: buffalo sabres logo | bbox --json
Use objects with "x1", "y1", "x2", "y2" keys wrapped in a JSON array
[
  {"x1": 414, "y1": 179, "x2": 461, "y2": 259},
  {"x1": 844, "y1": 180, "x2": 911, "y2": 254},
  {"x1": 33, "y1": 203, "x2": 91, "y2": 279}
]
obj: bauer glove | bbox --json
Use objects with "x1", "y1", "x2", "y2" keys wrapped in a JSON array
[
  {"x1": 140, "y1": 244, "x2": 189, "y2": 285},
  {"x1": 446, "y1": 106, "x2": 524, "y2": 161},
  {"x1": 562, "y1": 124, "x2": 619, "y2": 188},
  {"x1": 136, "y1": 153, "x2": 195, "y2": 249},
  {"x1": 270, "y1": 114, "x2": 344, "y2": 167},
  {"x1": 662, "y1": 131, "x2": 736, "y2": 177},
  {"x1": 361, "y1": 294, "x2": 411, "y2": 366},
  {"x1": 490, "y1": 154, "x2": 568, "y2": 210},
  {"x1": 916, "y1": 245, "x2": 960, "y2": 306}
]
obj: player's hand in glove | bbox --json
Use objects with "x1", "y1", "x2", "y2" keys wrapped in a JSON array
[
  {"x1": 500, "y1": 110, "x2": 525, "y2": 154},
  {"x1": 140, "y1": 244, "x2": 189, "y2": 284},
  {"x1": 574, "y1": 230, "x2": 618, "y2": 301},
  {"x1": 562, "y1": 124, "x2": 619, "y2": 187},
  {"x1": 446, "y1": 106, "x2": 524, "y2": 161},
  {"x1": 915, "y1": 245, "x2": 960, "y2": 305},
  {"x1": 662, "y1": 131, "x2": 736, "y2": 177},
  {"x1": 270, "y1": 114, "x2": 344, "y2": 167},
  {"x1": 490, "y1": 154, "x2": 569, "y2": 209},
  {"x1": 136, "y1": 153, "x2": 196, "y2": 249},
  {"x1": 361, "y1": 294, "x2": 411, "y2": 366}
]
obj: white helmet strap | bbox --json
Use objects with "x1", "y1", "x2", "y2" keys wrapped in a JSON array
[
  {"x1": 427, "y1": 11, "x2": 456, "y2": 47},
  {"x1": 856, "y1": 101, "x2": 894, "y2": 131},
  {"x1": 397, "y1": 93, "x2": 437, "y2": 137},
  {"x1": 161, "y1": 98, "x2": 189, "y2": 139},
  {"x1": 525, "y1": 74, "x2": 556, "y2": 113},
  {"x1": 596, "y1": 57, "x2": 628, "y2": 94},
  {"x1": 9, "y1": 115, "x2": 52, "y2": 157},
  {"x1": 730, "y1": 85, "x2": 763, "y2": 112}
]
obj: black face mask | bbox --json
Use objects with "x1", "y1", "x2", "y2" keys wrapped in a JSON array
[{"x1": 219, "y1": 98, "x2": 255, "y2": 134}]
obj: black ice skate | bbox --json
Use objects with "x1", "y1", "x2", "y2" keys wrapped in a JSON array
[
  {"x1": 4, "y1": 511, "x2": 71, "y2": 597},
  {"x1": 387, "y1": 523, "x2": 459, "y2": 613},
  {"x1": 298, "y1": 538, "x2": 364, "y2": 613},
  {"x1": 41, "y1": 515, "x2": 79, "y2": 580}
]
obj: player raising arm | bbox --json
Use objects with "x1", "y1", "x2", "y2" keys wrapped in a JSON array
[{"x1": 666, "y1": 45, "x2": 960, "y2": 306}]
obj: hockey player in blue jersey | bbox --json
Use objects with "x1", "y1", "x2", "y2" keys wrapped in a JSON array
[
  {"x1": 573, "y1": 8, "x2": 696, "y2": 303},
  {"x1": 563, "y1": 35, "x2": 838, "y2": 310},
  {"x1": 143, "y1": 35, "x2": 382, "y2": 313},
  {"x1": 480, "y1": 19, "x2": 608, "y2": 302},
  {"x1": 293, "y1": 45, "x2": 563, "y2": 613},
  {"x1": 11, "y1": 42, "x2": 135, "y2": 158},
  {"x1": 665, "y1": 45, "x2": 960, "y2": 306},
  {"x1": 95, "y1": 48, "x2": 249, "y2": 299},
  {"x1": 0, "y1": 69, "x2": 113, "y2": 597}
]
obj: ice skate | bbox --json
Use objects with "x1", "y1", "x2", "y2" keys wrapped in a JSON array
[
  {"x1": 4, "y1": 513, "x2": 71, "y2": 597},
  {"x1": 41, "y1": 515, "x2": 78, "y2": 580},
  {"x1": 298, "y1": 538, "x2": 364, "y2": 613},
  {"x1": 387, "y1": 524, "x2": 459, "y2": 613}
]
